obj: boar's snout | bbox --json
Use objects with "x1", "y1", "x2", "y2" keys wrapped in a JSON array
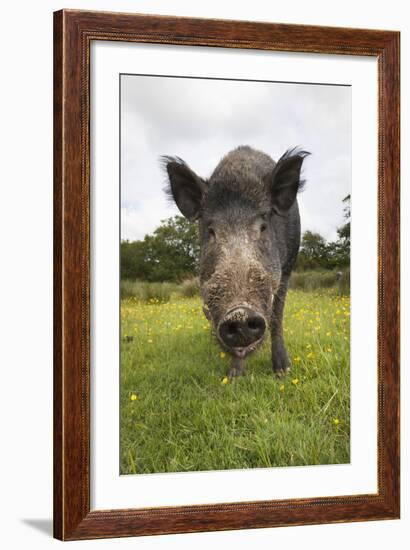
[{"x1": 218, "y1": 306, "x2": 266, "y2": 356}]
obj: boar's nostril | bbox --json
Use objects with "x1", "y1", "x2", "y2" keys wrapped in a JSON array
[
  {"x1": 218, "y1": 308, "x2": 266, "y2": 349},
  {"x1": 226, "y1": 321, "x2": 239, "y2": 335},
  {"x1": 247, "y1": 316, "x2": 265, "y2": 333}
]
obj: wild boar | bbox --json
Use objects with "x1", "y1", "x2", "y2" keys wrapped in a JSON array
[{"x1": 163, "y1": 145, "x2": 309, "y2": 378}]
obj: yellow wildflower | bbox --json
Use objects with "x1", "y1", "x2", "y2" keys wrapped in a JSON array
[
  {"x1": 333, "y1": 418, "x2": 340, "y2": 426},
  {"x1": 279, "y1": 384, "x2": 285, "y2": 392},
  {"x1": 130, "y1": 394, "x2": 138, "y2": 401},
  {"x1": 219, "y1": 351, "x2": 226, "y2": 359},
  {"x1": 291, "y1": 378, "x2": 299, "y2": 385},
  {"x1": 221, "y1": 376, "x2": 229, "y2": 385}
]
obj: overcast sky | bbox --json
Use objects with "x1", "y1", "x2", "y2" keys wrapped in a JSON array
[{"x1": 121, "y1": 75, "x2": 351, "y2": 242}]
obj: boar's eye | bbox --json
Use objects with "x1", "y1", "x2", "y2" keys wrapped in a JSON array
[
  {"x1": 260, "y1": 223, "x2": 267, "y2": 233},
  {"x1": 208, "y1": 227, "x2": 216, "y2": 240}
]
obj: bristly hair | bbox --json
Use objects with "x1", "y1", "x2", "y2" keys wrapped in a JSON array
[
  {"x1": 159, "y1": 155, "x2": 186, "y2": 204},
  {"x1": 276, "y1": 147, "x2": 311, "y2": 194}
]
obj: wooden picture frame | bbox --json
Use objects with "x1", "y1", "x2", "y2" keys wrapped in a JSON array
[{"x1": 53, "y1": 9, "x2": 400, "y2": 540}]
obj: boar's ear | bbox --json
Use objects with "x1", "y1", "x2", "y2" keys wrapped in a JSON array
[
  {"x1": 269, "y1": 149, "x2": 310, "y2": 215},
  {"x1": 161, "y1": 156, "x2": 207, "y2": 221}
]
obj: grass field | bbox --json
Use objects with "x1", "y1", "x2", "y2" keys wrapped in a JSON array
[{"x1": 120, "y1": 289, "x2": 350, "y2": 475}]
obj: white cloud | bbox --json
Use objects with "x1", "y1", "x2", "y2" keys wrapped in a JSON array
[
  {"x1": 121, "y1": 201, "x2": 179, "y2": 242},
  {"x1": 121, "y1": 75, "x2": 351, "y2": 242}
]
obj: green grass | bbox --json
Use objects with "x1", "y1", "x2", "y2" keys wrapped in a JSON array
[
  {"x1": 178, "y1": 276, "x2": 200, "y2": 298},
  {"x1": 289, "y1": 269, "x2": 350, "y2": 294},
  {"x1": 120, "y1": 289, "x2": 350, "y2": 474},
  {"x1": 120, "y1": 280, "x2": 178, "y2": 301}
]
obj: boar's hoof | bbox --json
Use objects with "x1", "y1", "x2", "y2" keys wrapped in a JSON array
[
  {"x1": 274, "y1": 365, "x2": 291, "y2": 378},
  {"x1": 228, "y1": 366, "x2": 245, "y2": 378},
  {"x1": 228, "y1": 357, "x2": 245, "y2": 378},
  {"x1": 272, "y1": 340, "x2": 291, "y2": 377}
]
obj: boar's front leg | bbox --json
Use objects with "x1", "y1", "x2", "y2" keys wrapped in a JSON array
[
  {"x1": 228, "y1": 356, "x2": 245, "y2": 378},
  {"x1": 271, "y1": 276, "x2": 291, "y2": 376}
]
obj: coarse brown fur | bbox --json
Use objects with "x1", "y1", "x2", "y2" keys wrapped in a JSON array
[{"x1": 163, "y1": 145, "x2": 309, "y2": 377}]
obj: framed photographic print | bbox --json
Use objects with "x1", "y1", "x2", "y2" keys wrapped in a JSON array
[{"x1": 54, "y1": 9, "x2": 400, "y2": 540}]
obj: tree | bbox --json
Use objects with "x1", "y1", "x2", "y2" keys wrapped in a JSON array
[
  {"x1": 331, "y1": 194, "x2": 350, "y2": 268},
  {"x1": 296, "y1": 230, "x2": 329, "y2": 270},
  {"x1": 120, "y1": 240, "x2": 150, "y2": 280},
  {"x1": 337, "y1": 194, "x2": 351, "y2": 245},
  {"x1": 296, "y1": 195, "x2": 351, "y2": 271},
  {"x1": 120, "y1": 216, "x2": 200, "y2": 282}
]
